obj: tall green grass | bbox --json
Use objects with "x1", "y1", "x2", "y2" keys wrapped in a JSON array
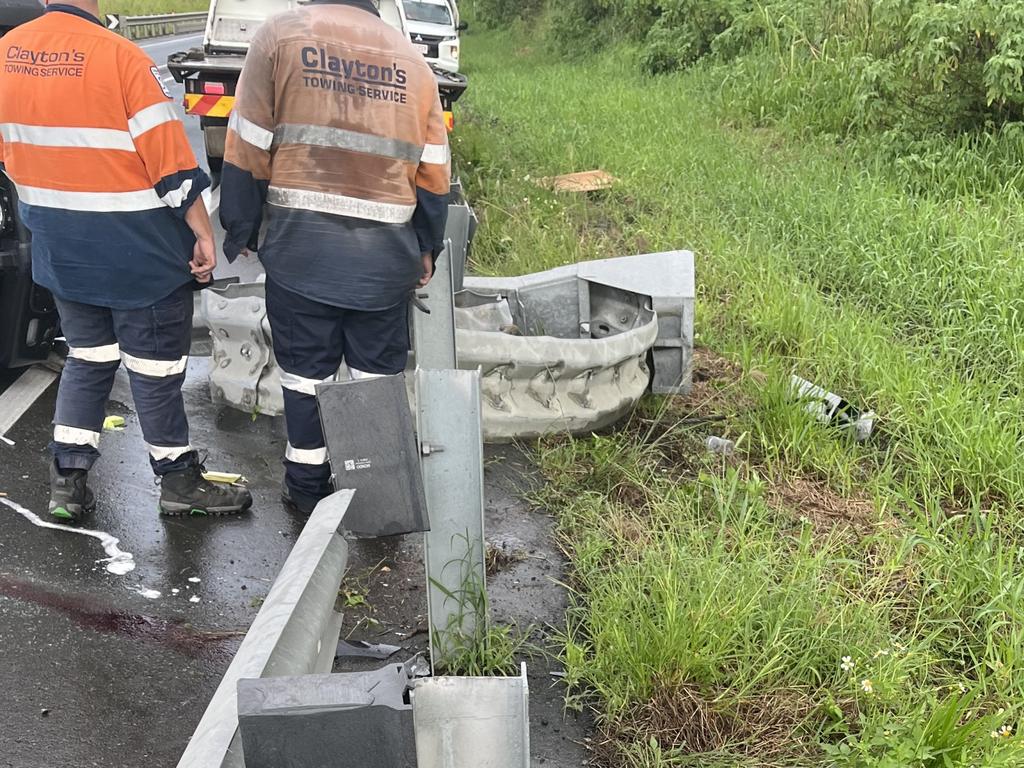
[
  {"x1": 102, "y1": 0, "x2": 208, "y2": 16},
  {"x1": 455, "y1": 25, "x2": 1024, "y2": 766}
]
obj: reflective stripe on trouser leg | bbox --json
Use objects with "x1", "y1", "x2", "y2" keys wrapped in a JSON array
[
  {"x1": 347, "y1": 367, "x2": 387, "y2": 381},
  {"x1": 52, "y1": 355, "x2": 120, "y2": 471},
  {"x1": 113, "y1": 286, "x2": 194, "y2": 475},
  {"x1": 264, "y1": 278, "x2": 347, "y2": 501},
  {"x1": 281, "y1": 386, "x2": 332, "y2": 499}
]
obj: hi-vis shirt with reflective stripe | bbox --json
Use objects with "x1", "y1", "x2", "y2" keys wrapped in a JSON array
[
  {"x1": 220, "y1": 0, "x2": 450, "y2": 312},
  {"x1": 0, "y1": 5, "x2": 210, "y2": 310}
]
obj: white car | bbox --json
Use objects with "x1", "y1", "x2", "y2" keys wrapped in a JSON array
[{"x1": 401, "y1": 0, "x2": 465, "y2": 74}]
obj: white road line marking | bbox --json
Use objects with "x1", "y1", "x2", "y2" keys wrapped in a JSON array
[
  {"x1": 0, "y1": 363, "x2": 59, "y2": 438},
  {"x1": 140, "y1": 33, "x2": 204, "y2": 51}
]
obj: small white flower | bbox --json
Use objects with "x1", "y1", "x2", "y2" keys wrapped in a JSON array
[
  {"x1": 991, "y1": 730, "x2": 1001, "y2": 740},
  {"x1": 999, "y1": 725, "x2": 1012, "y2": 738},
  {"x1": 860, "y1": 679, "x2": 874, "y2": 694},
  {"x1": 873, "y1": 649, "x2": 890, "y2": 659},
  {"x1": 840, "y1": 656, "x2": 855, "y2": 673}
]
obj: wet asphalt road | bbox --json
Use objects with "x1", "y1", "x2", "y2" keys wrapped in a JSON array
[{"x1": 0, "y1": 32, "x2": 281, "y2": 768}]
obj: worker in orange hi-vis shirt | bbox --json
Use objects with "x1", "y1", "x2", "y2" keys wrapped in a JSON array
[
  {"x1": 220, "y1": 0, "x2": 451, "y2": 517},
  {"x1": 0, "y1": 0, "x2": 253, "y2": 521}
]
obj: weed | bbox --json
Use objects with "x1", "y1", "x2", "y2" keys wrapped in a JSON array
[{"x1": 430, "y1": 532, "x2": 533, "y2": 676}]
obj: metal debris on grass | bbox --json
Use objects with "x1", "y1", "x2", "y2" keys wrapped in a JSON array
[
  {"x1": 705, "y1": 436, "x2": 735, "y2": 455},
  {"x1": 791, "y1": 375, "x2": 875, "y2": 442},
  {"x1": 334, "y1": 639, "x2": 402, "y2": 660}
]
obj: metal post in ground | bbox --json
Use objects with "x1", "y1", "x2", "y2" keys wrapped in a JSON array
[{"x1": 410, "y1": 239, "x2": 488, "y2": 671}]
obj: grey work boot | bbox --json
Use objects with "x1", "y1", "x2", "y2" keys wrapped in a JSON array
[
  {"x1": 48, "y1": 461, "x2": 96, "y2": 523},
  {"x1": 159, "y1": 462, "x2": 253, "y2": 517}
]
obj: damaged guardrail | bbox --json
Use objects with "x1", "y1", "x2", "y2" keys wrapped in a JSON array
[
  {"x1": 176, "y1": 491, "x2": 352, "y2": 768},
  {"x1": 110, "y1": 11, "x2": 207, "y2": 40},
  {"x1": 198, "y1": 250, "x2": 695, "y2": 440}
]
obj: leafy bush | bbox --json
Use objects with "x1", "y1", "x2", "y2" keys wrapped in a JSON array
[
  {"x1": 472, "y1": 0, "x2": 547, "y2": 28},
  {"x1": 544, "y1": 0, "x2": 1024, "y2": 133}
]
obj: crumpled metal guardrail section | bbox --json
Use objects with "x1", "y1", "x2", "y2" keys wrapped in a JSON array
[
  {"x1": 176, "y1": 491, "x2": 352, "y2": 768},
  {"x1": 203, "y1": 281, "x2": 283, "y2": 418},
  {"x1": 117, "y1": 11, "x2": 208, "y2": 41},
  {"x1": 463, "y1": 249, "x2": 695, "y2": 396},
  {"x1": 199, "y1": 250, "x2": 695, "y2": 439},
  {"x1": 455, "y1": 280, "x2": 658, "y2": 441}
]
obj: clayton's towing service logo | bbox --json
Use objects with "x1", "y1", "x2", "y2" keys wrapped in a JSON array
[
  {"x1": 300, "y1": 47, "x2": 409, "y2": 103},
  {"x1": 5, "y1": 46, "x2": 86, "y2": 78}
]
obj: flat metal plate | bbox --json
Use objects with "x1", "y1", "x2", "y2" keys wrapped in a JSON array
[
  {"x1": 317, "y1": 374, "x2": 428, "y2": 537},
  {"x1": 415, "y1": 368, "x2": 485, "y2": 669},
  {"x1": 237, "y1": 662, "x2": 417, "y2": 768},
  {"x1": 411, "y1": 239, "x2": 456, "y2": 370},
  {"x1": 445, "y1": 202, "x2": 472, "y2": 292}
]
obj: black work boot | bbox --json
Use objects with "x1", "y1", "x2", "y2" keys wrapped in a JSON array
[
  {"x1": 48, "y1": 461, "x2": 96, "y2": 522},
  {"x1": 280, "y1": 482, "x2": 321, "y2": 516},
  {"x1": 159, "y1": 462, "x2": 253, "y2": 517}
]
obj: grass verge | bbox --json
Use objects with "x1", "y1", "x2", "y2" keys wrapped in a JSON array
[
  {"x1": 455, "y1": 24, "x2": 1024, "y2": 767},
  {"x1": 102, "y1": 0, "x2": 208, "y2": 17}
]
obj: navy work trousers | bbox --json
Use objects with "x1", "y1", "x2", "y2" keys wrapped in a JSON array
[
  {"x1": 51, "y1": 284, "x2": 195, "y2": 475},
  {"x1": 265, "y1": 277, "x2": 410, "y2": 507}
]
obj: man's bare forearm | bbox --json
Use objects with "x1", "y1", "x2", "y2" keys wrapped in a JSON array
[{"x1": 185, "y1": 196, "x2": 214, "y2": 244}]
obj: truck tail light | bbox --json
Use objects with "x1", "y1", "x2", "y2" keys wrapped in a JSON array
[{"x1": 201, "y1": 81, "x2": 226, "y2": 95}]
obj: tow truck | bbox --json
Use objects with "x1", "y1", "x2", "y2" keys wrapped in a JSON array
[{"x1": 167, "y1": 0, "x2": 468, "y2": 183}]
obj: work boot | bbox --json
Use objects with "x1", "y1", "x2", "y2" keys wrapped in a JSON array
[
  {"x1": 48, "y1": 461, "x2": 96, "y2": 522},
  {"x1": 280, "y1": 482, "x2": 321, "y2": 516},
  {"x1": 159, "y1": 462, "x2": 253, "y2": 516}
]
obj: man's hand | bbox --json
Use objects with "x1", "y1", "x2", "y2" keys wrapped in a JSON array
[
  {"x1": 190, "y1": 237, "x2": 217, "y2": 283},
  {"x1": 418, "y1": 253, "x2": 434, "y2": 288}
]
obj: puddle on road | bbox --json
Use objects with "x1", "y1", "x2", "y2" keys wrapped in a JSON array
[
  {"x1": 0, "y1": 496, "x2": 136, "y2": 575},
  {"x1": 0, "y1": 575, "x2": 242, "y2": 660}
]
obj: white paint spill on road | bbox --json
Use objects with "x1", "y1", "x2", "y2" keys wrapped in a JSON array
[
  {"x1": 0, "y1": 497, "x2": 136, "y2": 575},
  {"x1": 187, "y1": 577, "x2": 201, "y2": 583},
  {"x1": 136, "y1": 588, "x2": 161, "y2": 599},
  {"x1": 189, "y1": 595, "x2": 201, "y2": 603}
]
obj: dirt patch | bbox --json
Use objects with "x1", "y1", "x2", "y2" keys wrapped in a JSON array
[
  {"x1": 767, "y1": 474, "x2": 878, "y2": 535},
  {"x1": 600, "y1": 681, "x2": 816, "y2": 765}
]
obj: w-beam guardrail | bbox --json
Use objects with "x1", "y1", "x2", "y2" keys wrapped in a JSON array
[{"x1": 109, "y1": 11, "x2": 207, "y2": 41}]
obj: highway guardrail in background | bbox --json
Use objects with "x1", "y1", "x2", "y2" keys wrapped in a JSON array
[{"x1": 108, "y1": 11, "x2": 207, "y2": 41}]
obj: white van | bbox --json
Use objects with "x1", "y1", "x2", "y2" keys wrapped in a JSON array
[{"x1": 402, "y1": 0, "x2": 465, "y2": 74}]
